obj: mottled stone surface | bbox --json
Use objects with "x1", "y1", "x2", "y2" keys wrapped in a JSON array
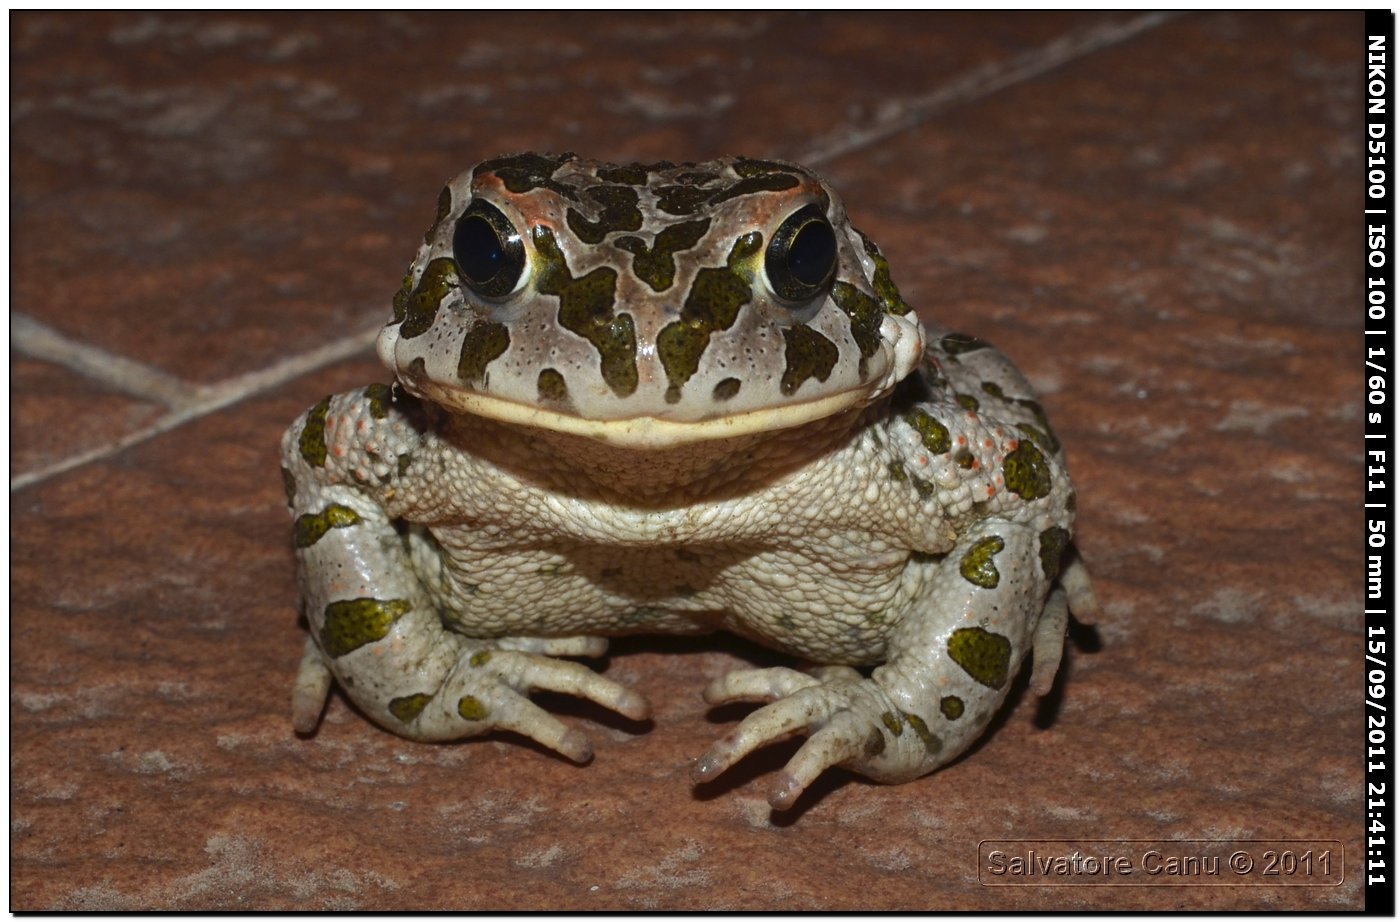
[{"x1": 11, "y1": 11, "x2": 1364, "y2": 909}]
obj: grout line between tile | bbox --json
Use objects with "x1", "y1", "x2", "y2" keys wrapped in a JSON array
[
  {"x1": 11, "y1": 320, "x2": 382, "y2": 492},
  {"x1": 12, "y1": 312, "x2": 204, "y2": 409},
  {"x1": 12, "y1": 12, "x2": 1175, "y2": 493},
  {"x1": 799, "y1": 11, "x2": 1179, "y2": 166}
]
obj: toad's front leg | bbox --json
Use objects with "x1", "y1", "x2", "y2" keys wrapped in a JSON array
[
  {"x1": 692, "y1": 520, "x2": 1092, "y2": 808},
  {"x1": 281, "y1": 391, "x2": 649, "y2": 761}
]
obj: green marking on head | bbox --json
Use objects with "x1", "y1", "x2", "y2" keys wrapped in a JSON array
[
  {"x1": 321, "y1": 598, "x2": 411, "y2": 658},
  {"x1": 391, "y1": 270, "x2": 414, "y2": 323},
  {"x1": 1003, "y1": 439, "x2": 1052, "y2": 501},
  {"x1": 902, "y1": 712, "x2": 942, "y2": 754},
  {"x1": 864, "y1": 726, "x2": 886, "y2": 758},
  {"x1": 656, "y1": 233, "x2": 759, "y2": 401},
  {"x1": 854, "y1": 229, "x2": 912, "y2": 316},
  {"x1": 364, "y1": 382, "x2": 393, "y2": 420},
  {"x1": 954, "y1": 393, "x2": 980, "y2": 413},
  {"x1": 779, "y1": 324, "x2": 838, "y2": 396},
  {"x1": 731, "y1": 156, "x2": 800, "y2": 178},
  {"x1": 947, "y1": 627, "x2": 1012, "y2": 689},
  {"x1": 959, "y1": 535, "x2": 1005, "y2": 589},
  {"x1": 880, "y1": 711, "x2": 904, "y2": 737},
  {"x1": 535, "y1": 228, "x2": 637, "y2": 397},
  {"x1": 566, "y1": 184, "x2": 643, "y2": 244},
  {"x1": 597, "y1": 163, "x2": 650, "y2": 185},
  {"x1": 1038, "y1": 526, "x2": 1071, "y2": 580},
  {"x1": 473, "y1": 151, "x2": 578, "y2": 198},
  {"x1": 712, "y1": 377, "x2": 741, "y2": 401},
  {"x1": 298, "y1": 397, "x2": 331, "y2": 467},
  {"x1": 910, "y1": 474, "x2": 937, "y2": 499},
  {"x1": 457, "y1": 320, "x2": 511, "y2": 384},
  {"x1": 831, "y1": 281, "x2": 882, "y2": 377},
  {"x1": 615, "y1": 218, "x2": 711, "y2": 292},
  {"x1": 954, "y1": 448, "x2": 976, "y2": 470},
  {"x1": 397, "y1": 454, "x2": 413, "y2": 477},
  {"x1": 294, "y1": 503, "x2": 362, "y2": 549},
  {"x1": 537, "y1": 368, "x2": 569, "y2": 404},
  {"x1": 981, "y1": 381, "x2": 1006, "y2": 399},
  {"x1": 904, "y1": 408, "x2": 951, "y2": 454},
  {"x1": 941, "y1": 333, "x2": 990, "y2": 356},
  {"x1": 1065, "y1": 491, "x2": 1077, "y2": 513},
  {"x1": 939, "y1": 695, "x2": 965, "y2": 721},
  {"x1": 655, "y1": 170, "x2": 799, "y2": 216},
  {"x1": 457, "y1": 695, "x2": 489, "y2": 721},
  {"x1": 469, "y1": 650, "x2": 492, "y2": 668},
  {"x1": 434, "y1": 185, "x2": 452, "y2": 222},
  {"x1": 888, "y1": 460, "x2": 907, "y2": 482},
  {"x1": 388, "y1": 693, "x2": 433, "y2": 724},
  {"x1": 280, "y1": 466, "x2": 297, "y2": 505},
  {"x1": 399, "y1": 257, "x2": 459, "y2": 340}
]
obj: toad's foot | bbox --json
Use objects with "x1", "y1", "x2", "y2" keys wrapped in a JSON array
[
  {"x1": 691, "y1": 665, "x2": 944, "y2": 810},
  {"x1": 296, "y1": 629, "x2": 650, "y2": 761}
]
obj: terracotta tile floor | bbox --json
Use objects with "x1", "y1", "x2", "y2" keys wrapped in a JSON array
[{"x1": 11, "y1": 11, "x2": 1364, "y2": 909}]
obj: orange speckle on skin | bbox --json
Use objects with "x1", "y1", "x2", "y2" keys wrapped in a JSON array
[
  {"x1": 332, "y1": 446, "x2": 345, "y2": 457},
  {"x1": 357, "y1": 420, "x2": 368, "y2": 432},
  {"x1": 986, "y1": 485, "x2": 996, "y2": 498},
  {"x1": 955, "y1": 436, "x2": 967, "y2": 446},
  {"x1": 916, "y1": 455, "x2": 928, "y2": 467}
]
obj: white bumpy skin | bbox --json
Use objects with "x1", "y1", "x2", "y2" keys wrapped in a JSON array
[{"x1": 280, "y1": 153, "x2": 1099, "y2": 809}]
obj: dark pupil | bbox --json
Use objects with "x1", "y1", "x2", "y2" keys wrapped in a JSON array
[
  {"x1": 454, "y1": 214, "x2": 505, "y2": 284},
  {"x1": 787, "y1": 219, "x2": 836, "y2": 286}
]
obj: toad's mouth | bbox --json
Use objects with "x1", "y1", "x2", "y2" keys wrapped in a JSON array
[{"x1": 403, "y1": 379, "x2": 882, "y2": 449}]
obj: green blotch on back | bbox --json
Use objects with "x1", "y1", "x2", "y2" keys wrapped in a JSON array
[
  {"x1": 940, "y1": 695, "x2": 965, "y2": 721},
  {"x1": 1039, "y1": 526, "x2": 1071, "y2": 580},
  {"x1": 400, "y1": 257, "x2": 459, "y2": 340},
  {"x1": 903, "y1": 712, "x2": 942, "y2": 754},
  {"x1": 457, "y1": 320, "x2": 511, "y2": 384},
  {"x1": 388, "y1": 693, "x2": 432, "y2": 724},
  {"x1": 947, "y1": 627, "x2": 1012, "y2": 689},
  {"x1": 298, "y1": 397, "x2": 331, "y2": 467},
  {"x1": 615, "y1": 218, "x2": 711, "y2": 292},
  {"x1": 364, "y1": 382, "x2": 393, "y2": 419},
  {"x1": 656, "y1": 233, "x2": 759, "y2": 401},
  {"x1": 294, "y1": 503, "x2": 362, "y2": 549},
  {"x1": 457, "y1": 695, "x2": 489, "y2": 721},
  {"x1": 880, "y1": 711, "x2": 904, "y2": 737},
  {"x1": 1003, "y1": 439, "x2": 1053, "y2": 501},
  {"x1": 941, "y1": 333, "x2": 989, "y2": 356},
  {"x1": 321, "y1": 598, "x2": 411, "y2": 658},
  {"x1": 280, "y1": 466, "x2": 297, "y2": 504},
  {"x1": 905, "y1": 408, "x2": 951, "y2": 454},
  {"x1": 959, "y1": 535, "x2": 1005, "y2": 589},
  {"x1": 469, "y1": 650, "x2": 492, "y2": 668},
  {"x1": 954, "y1": 393, "x2": 980, "y2": 413},
  {"x1": 780, "y1": 324, "x2": 838, "y2": 396},
  {"x1": 535, "y1": 228, "x2": 637, "y2": 397}
]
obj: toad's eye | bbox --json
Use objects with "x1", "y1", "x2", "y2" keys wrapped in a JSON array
[
  {"x1": 765, "y1": 204, "x2": 837, "y2": 304},
  {"x1": 453, "y1": 200, "x2": 525, "y2": 298}
]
